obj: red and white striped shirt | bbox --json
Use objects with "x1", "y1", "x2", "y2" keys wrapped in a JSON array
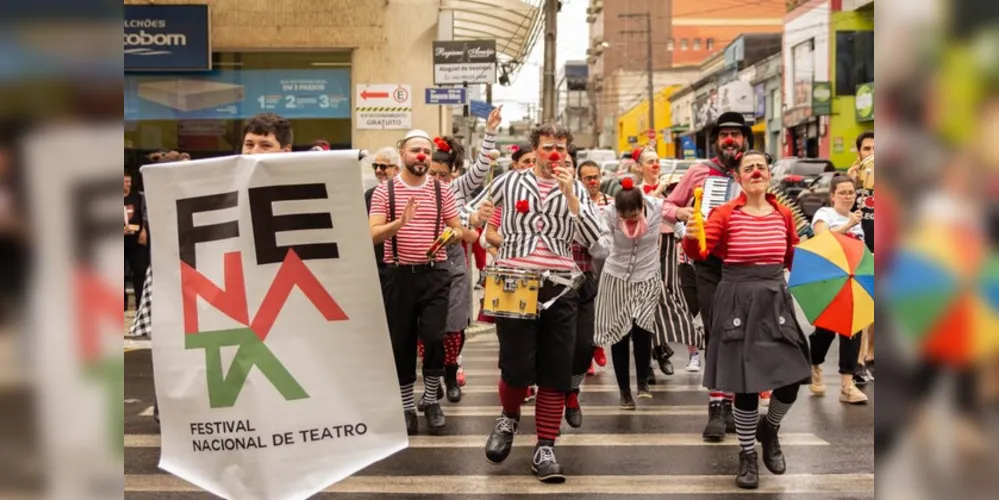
[
  {"x1": 724, "y1": 209, "x2": 789, "y2": 265},
  {"x1": 497, "y1": 178, "x2": 575, "y2": 271},
  {"x1": 369, "y1": 176, "x2": 459, "y2": 264}
]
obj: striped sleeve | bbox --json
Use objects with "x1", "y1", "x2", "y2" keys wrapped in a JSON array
[
  {"x1": 573, "y1": 180, "x2": 604, "y2": 247},
  {"x1": 369, "y1": 182, "x2": 388, "y2": 218},
  {"x1": 440, "y1": 185, "x2": 459, "y2": 220},
  {"x1": 462, "y1": 170, "x2": 508, "y2": 220},
  {"x1": 450, "y1": 129, "x2": 496, "y2": 201}
]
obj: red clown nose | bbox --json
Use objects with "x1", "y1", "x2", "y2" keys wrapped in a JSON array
[
  {"x1": 416, "y1": 153, "x2": 427, "y2": 162},
  {"x1": 751, "y1": 170, "x2": 764, "y2": 179},
  {"x1": 548, "y1": 152, "x2": 561, "y2": 162},
  {"x1": 722, "y1": 138, "x2": 737, "y2": 148}
]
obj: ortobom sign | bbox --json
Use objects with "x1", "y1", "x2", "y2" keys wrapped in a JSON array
[
  {"x1": 433, "y1": 40, "x2": 497, "y2": 85},
  {"x1": 125, "y1": 4, "x2": 211, "y2": 72}
]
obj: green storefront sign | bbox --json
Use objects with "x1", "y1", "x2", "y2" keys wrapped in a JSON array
[
  {"x1": 856, "y1": 82, "x2": 874, "y2": 122},
  {"x1": 812, "y1": 81, "x2": 833, "y2": 116}
]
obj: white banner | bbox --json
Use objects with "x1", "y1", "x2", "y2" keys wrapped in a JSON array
[{"x1": 142, "y1": 151, "x2": 407, "y2": 499}]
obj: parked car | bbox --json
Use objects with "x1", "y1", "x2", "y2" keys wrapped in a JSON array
[
  {"x1": 658, "y1": 159, "x2": 695, "y2": 189},
  {"x1": 771, "y1": 158, "x2": 836, "y2": 199},
  {"x1": 577, "y1": 149, "x2": 618, "y2": 165},
  {"x1": 795, "y1": 171, "x2": 838, "y2": 220}
]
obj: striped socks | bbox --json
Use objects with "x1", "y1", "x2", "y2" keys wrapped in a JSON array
[
  {"x1": 498, "y1": 380, "x2": 528, "y2": 416},
  {"x1": 535, "y1": 387, "x2": 564, "y2": 442},
  {"x1": 401, "y1": 383, "x2": 416, "y2": 412},
  {"x1": 423, "y1": 376, "x2": 441, "y2": 405},
  {"x1": 687, "y1": 345, "x2": 698, "y2": 355},
  {"x1": 708, "y1": 391, "x2": 727, "y2": 403},
  {"x1": 571, "y1": 374, "x2": 585, "y2": 392},
  {"x1": 733, "y1": 407, "x2": 758, "y2": 452},
  {"x1": 766, "y1": 397, "x2": 793, "y2": 427}
]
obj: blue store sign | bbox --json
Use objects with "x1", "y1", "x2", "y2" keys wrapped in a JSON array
[
  {"x1": 125, "y1": 4, "x2": 211, "y2": 72},
  {"x1": 124, "y1": 69, "x2": 352, "y2": 120}
]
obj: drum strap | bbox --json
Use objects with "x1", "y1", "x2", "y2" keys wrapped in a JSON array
[
  {"x1": 387, "y1": 178, "x2": 443, "y2": 265},
  {"x1": 538, "y1": 270, "x2": 584, "y2": 311}
]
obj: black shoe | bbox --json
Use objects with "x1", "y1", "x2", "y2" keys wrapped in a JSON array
[
  {"x1": 637, "y1": 382, "x2": 653, "y2": 399},
  {"x1": 659, "y1": 358, "x2": 675, "y2": 375},
  {"x1": 854, "y1": 365, "x2": 874, "y2": 386},
  {"x1": 485, "y1": 413, "x2": 520, "y2": 464},
  {"x1": 532, "y1": 440, "x2": 566, "y2": 483},
  {"x1": 404, "y1": 410, "x2": 418, "y2": 436},
  {"x1": 620, "y1": 391, "x2": 636, "y2": 410},
  {"x1": 653, "y1": 345, "x2": 675, "y2": 376},
  {"x1": 756, "y1": 418, "x2": 787, "y2": 474},
  {"x1": 722, "y1": 399, "x2": 736, "y2": 434},
  {"x1": 564, "y1": 391, "x2": 582, "y2": 428},
  {"x1": 424, "y1": 403, "x2": 446, "y2": 435},
  {"x1": 702, "y1": 401, "x2": 726, "y2": 442},
  {"x1": 736, "y1": 450, "x2": 760, "y2": 489},
  {"x1": 445, "y1": 366, "x2": 462, "y2": 403}
]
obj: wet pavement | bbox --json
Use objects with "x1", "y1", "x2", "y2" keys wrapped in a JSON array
[{"x1": 124, "y1": 323, "x2": 874, "y2": 499}]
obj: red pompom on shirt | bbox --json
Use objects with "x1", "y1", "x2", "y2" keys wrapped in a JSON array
[{"x1": 515, "y1": 200, "x2": 530, "y2": 214}]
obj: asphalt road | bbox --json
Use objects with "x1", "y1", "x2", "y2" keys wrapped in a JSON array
[{"x1": 123, "y1": 321, "x2": 874, "y2": 499}]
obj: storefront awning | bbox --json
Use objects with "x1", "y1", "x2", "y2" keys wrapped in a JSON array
[{"x1": 440, "y1": 0, "x2": 544, "y2": 79}]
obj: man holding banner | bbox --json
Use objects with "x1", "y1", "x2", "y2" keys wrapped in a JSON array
[{"x1": 369, "y1": 129, "x2": 469, "y2": 436}]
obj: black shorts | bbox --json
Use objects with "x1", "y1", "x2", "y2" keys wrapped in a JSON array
[{"x1": 496, "y1": 282, "x2": 579, "y2": 392}]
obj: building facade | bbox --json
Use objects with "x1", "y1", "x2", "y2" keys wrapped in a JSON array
[
  {"x1": 751, "y1": 53, "x2": 784, "y2": 159},
  {"x1": 616, "y1": 85, "x2": 682, "y2": 158},
  {"x1": 669, "y1": 0, "x2": 785, "y2": 66},
  {"x1": 124, "y1": 0, "x2": 541, "y2": 173},
  {"x1": 783, "y1": 0, "x2": 874, "y2": 167},
  {"x1": 556, "y1": 61, "x2": 594, "y2": 148}
]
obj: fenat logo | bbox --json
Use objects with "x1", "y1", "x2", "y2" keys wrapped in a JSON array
[{"x1": 124, "y1": 30, "x2": 187, "y2": 56}]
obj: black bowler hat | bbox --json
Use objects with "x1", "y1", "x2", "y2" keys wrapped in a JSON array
[{"x1": 710, "y1": 111, "x2": 753, "y2": 148}]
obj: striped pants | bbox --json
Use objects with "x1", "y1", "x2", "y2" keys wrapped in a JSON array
[
  {"x1": 653, "y1": 234, "x2": 703, "y2": 350},
  {"x1": 593, "y1": 273, "x2": 661, "y2": 347}
]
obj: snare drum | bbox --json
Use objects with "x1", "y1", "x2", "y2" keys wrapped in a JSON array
[{"x1": 482, "y1": 267, "x2": 541, "y2": 319}]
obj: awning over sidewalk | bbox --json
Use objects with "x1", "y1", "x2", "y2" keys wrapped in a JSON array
[{"x1": 440, "y1": 0, "x2": 544, "y2": 78}]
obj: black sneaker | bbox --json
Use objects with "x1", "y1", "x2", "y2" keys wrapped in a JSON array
[
  {"x1": 702, "y1": 401, "x2": 726, "y2": 442},
  {"x1": 854, "y1": 365, "x2": 874, "y2": 386},
  {"x1": 722, "y1": 399, "x2": 736, "y2": 434},
  {"x1": 404, "y1": 410, "x2": 418, "y2": 436},
  {"x1": 620, "y1": 391, "x2": 636, "y2": 410},
  {"x1": 564, "y1": 391, "x2": 582, "y2": 428},
  {"x1": 736, "y1": 450, "x2": 760, "y2": 490},
  {"x1": 637, "y1": 383, "x2": 653, "y2": 399},
  {"x1": 531, "y1": 440, "x2": 566, "y2": 483},
  {"x1": 485, "y1": 413, "x2": 519, "y2": 464},
  {"x1": 424, "y1": 403, "x2": 446, "y2": 435},
  {"x1": 756, "y1": 418, "x2": 786, "y2": 475}
]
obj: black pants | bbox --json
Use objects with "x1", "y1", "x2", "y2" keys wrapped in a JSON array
[
  {"x1": 809, "y1": 327, "x2": 861, "y2": 375},
  {"x1": 124, "y1": 242, "x2": 150, "y2": 307},
  {"x1": 694, "y1": 256, "x2": 723, "y2": 342},
  {"x1": 678, "y1": 263, "x2": 699, "y2": 318},
  {"x1": 382, "y1": 265, "x2": 450, "y2": 385},
  {"x1": 571, "y1": 271, "x2": 598, "y2": 376},
  {"x1": 496, "y1": 282, "x2": 578, "y2": 392},
  {"x1": 735, "y1": 383, "x2": 800, "y2": 411},
  {"x1": 611, "y1": 326, "x2": 653, "y2": 393}
]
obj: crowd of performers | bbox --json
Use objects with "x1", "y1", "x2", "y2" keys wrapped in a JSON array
[{"x1": 130, "y1": 109, "x2": 875, "y2": 490}]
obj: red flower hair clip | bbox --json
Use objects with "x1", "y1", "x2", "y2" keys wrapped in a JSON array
[
  {"x1": 433, "y1": 137, "x2": 451, "y2": 153},
  {"x1": 515, "y1": 200, "x2": 530, "y2": 214},
  {"x1": 509, "y1": 144, "x2": 520, "y2": 153},
  {"x1": 620, "y1": 177, "x2": 635, "y2": 190}
]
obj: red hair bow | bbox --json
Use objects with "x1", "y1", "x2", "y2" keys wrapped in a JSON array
[
  {"x1": 515, "y1": 199, "x2": 530, "y2": 214},
  {"x1": 620, "y1": 177, "x2": 635, "y2": 190},
  {"x1": 433, "y1": 137, "x2": 451, "y2": 153},
  {"x1": 632, "y1": 148, "x2": 644, "y2": 161},
  {"x1": 509, "y1": 145, "x2": 520, "y2": 153}
]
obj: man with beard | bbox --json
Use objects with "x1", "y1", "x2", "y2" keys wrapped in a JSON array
[
  {"x1": 663, "y1": 111, "x2": 753, "y2": 442},
  {"x1": 368, "y1": 129, "x2": 468, "y2": 436},
  {"x1": 463, "y1": 123, "x2": 603, "y2": 483}
]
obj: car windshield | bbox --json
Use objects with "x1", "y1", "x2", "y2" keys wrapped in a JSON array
[{"x1": 792, "y1": 161, "x2": 833, "y2": 176}]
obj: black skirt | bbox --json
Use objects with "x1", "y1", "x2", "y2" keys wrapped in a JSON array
[{"x1": 702, "y1": 264, "x2": 811, "y2": 394}]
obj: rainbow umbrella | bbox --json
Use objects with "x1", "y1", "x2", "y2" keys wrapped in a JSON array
[
  {"x1": 788, "y1": 230, "x2": 874, "y2": 337},
  {"x1": 882, "y1": 223, "x2": 999, "y2": 366}
]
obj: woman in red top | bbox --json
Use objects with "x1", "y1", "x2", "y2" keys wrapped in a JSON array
[{"x1": 682, "y1": 151, "x2": 811, "y2": 490}]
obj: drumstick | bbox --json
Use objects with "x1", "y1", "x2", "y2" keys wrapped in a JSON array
[{"x1": 692, "y1": 187, "x2": 707, "y2": 254}]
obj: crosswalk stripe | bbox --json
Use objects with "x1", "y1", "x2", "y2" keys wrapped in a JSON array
[
  {"x1": 130, "y1": 405, "x2": 710, "y2": 418},
  {"x1": 412, "y1": 384, "x2": 706, "y2": 393},
  {"x1": 125, "y1": 473, "x2": 871, "y2": 494},
  {"x1": 125, "y1": 432, "x2": 829, "y2": 448}
]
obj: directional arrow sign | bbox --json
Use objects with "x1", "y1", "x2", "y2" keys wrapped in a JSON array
[
  {"x1": 355, "y1": 84, "x2": 412, "y2": 130},
  {"x1": 361, "y1": 90, "x2": 389, "y2": 100}
]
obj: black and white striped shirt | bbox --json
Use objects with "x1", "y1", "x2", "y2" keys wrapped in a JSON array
[{"x1": 464, "y1": 169, "x2": 604, "y2": 263}]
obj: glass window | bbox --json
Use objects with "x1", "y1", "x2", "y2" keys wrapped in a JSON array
[
  {"x1": 835, "y1": 31, "x2": 874, "y2": 96},
  {"x1": 693, "y1": 38, "x2": 702, "y2": 51},
  {"x1": 680, "y1": 39, "x2": 688, "y2": 51},
  {"x1": 706, "y1": 38, "x2": 715, "y2": 51},
  {"x1": 667, "y1": 38, "x2": 675, "y2": 51}
]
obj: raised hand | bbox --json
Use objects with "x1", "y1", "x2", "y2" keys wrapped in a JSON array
[
  {"x1": 487, "y1": 105, "x2": 503, "y2": 131},
  {"x1": 400, "y1": 197, "x2": 419, "y2": 226},
  {"x1": 555, "y1": 165, "x2": 574, "y2": 195}
]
